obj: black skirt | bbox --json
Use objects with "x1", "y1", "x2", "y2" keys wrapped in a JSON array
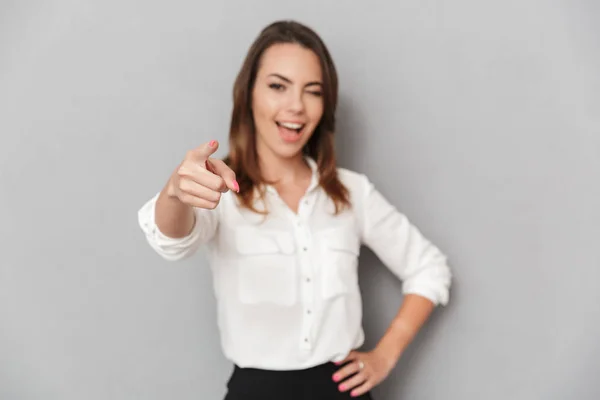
[{"x1": 224, "y1": 361, "x2": 374, "y2": 400}]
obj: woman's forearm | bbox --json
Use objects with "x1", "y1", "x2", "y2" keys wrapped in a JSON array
[
  {"x1": 375, "y1": 294, "x2": 435, "y2": 364},
  {"x1": 154, "y1": 176, "x2": 196, "y2": 238}
]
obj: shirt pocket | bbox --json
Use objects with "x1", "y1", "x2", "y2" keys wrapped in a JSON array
[
  {"x1": 318, "y1": 227, "x2": 361, "y2": 299},
  {"x1": 234, "y1": 227, "x2": 297, "y2": 306}
]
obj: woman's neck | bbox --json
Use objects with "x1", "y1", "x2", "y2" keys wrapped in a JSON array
[{"x1": 257, "y1": 149, "x2": 311, "y2": 186}]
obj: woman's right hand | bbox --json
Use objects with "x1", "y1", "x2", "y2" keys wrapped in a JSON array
[{"x1": 167, "y1": 140, "x2": 239, "y2": 209}]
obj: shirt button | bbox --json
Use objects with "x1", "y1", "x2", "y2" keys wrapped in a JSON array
[
  {"x1": 307, "y1": 309, "x2": 312, "y2": 314},
  {"x1": 305, "y1": 277, "x2": 311, "y2": 283},
  {"x1": 304, "y1": 338, "x2": 309, "y2": 342},
  {"x1": 303, "y1": 247, "x2": 308, "y2": 252}
]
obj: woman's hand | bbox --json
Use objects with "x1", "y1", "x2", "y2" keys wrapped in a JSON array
[
  {"x1": 332, "y1": 345, "x2": 399, "y2": 397},
  {"x1": 167, "y1": 140, "x2": 239, "y2": 209}
]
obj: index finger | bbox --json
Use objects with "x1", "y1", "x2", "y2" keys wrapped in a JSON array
[
  {"x1": 189, "y1": 139, "x2": 219, "y2": 163},
  {"x1": 207, "y1": 158, "x2": 239, "y2": 192}
]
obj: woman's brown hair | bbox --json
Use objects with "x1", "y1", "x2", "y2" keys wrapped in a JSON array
[{"x1": 224, "y1": 20, "x2": 350, "y2": 214}]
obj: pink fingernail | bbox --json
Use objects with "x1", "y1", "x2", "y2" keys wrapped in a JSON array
[
  {"x1": 209, "y1": 140, "x2": 216, "y2": 147},
  {"x1": 339, "y1": 384, "x2": 346, "y2": 391},
  {"x1": 233, "y1": 180, "x2": 239, "y2": 192},
  {"x1": 332, "y1": 374, "x2": 340, "y2": 382}
]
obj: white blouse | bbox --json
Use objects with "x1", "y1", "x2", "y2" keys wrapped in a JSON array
[{"x1": 137, "y1": 158, "x2": 452, "y2": 371}]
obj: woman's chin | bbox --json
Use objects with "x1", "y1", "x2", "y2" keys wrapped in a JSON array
[
  {"x1": 275, "y1": 145, "x2": 305, "y2": 159},
  {"x1": 264, "y1": 140, "x2": 306, "y2": 160}
]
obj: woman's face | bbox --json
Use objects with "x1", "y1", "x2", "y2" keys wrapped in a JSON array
[{"x1": 251, "y1": 43, "x2": 324, "y2": 161}]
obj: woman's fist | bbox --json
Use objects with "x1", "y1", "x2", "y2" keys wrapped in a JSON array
[{"x1": 167, "y1": 140, "x2": 238, "y2": 209}]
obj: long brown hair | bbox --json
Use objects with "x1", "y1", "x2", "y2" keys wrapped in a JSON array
[{"x1": 224, "y1": 20, "x2": 350, "y2": 214}]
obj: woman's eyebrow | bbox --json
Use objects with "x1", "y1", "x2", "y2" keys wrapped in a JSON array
[{"x1": 267, "y1": 73, "x2": 323, "y2": 87}]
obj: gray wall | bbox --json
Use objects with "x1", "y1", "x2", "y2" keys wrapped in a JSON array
[{"x1": 1, "y1": 1, "x2": 598, "y2": 399}]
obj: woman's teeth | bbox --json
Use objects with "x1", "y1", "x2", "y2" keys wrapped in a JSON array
[{"x1": 277, "y1": 122, "x2": 304, "y2": 132}]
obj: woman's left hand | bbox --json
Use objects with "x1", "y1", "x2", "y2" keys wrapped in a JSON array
[{"x1": 332, "y1": 346, "x2": 398, "y2": 397}]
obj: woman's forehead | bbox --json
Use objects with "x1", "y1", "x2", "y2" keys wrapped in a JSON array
[{"x1": 257, "y1": 43, "x2": 322, "y2": 81}]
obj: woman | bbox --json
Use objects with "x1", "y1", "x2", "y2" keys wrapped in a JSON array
[{"x1": 138, "y1": 20, "x2": 451, "y2": 400}]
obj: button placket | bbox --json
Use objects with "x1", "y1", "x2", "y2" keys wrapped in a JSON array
[
  {"x1": 301, "y1": 256, "x2": 314, "y2": 348},
  {"x1": 294, "y1": 191, "x2": 319, "y2": 351},
  {"x1": 293, "y1": 210, "x2": 315, "y2": 350}
]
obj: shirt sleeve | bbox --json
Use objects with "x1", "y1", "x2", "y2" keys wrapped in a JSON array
[
  {"x1": 137, "y1": 193, "x2": 218, "y2": 261},
  {"x1": 357, "y1": 175, "x2": 452, "y2": 306}
]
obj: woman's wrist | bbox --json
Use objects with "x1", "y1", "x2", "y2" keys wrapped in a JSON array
[
  {"x1": 375, "y1": 320, "x2": 417, "y2": 366},
  {"x1": 164, "y1": 173, "x2": 179, "y2": 199}
]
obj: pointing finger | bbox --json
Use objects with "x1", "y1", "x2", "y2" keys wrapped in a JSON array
[
  {"x1": 207, "y1": 158, "x2": 239, "y2": 193},
  {"x1": 189, "y1": 140, "x2": 219, "y2": 163}
]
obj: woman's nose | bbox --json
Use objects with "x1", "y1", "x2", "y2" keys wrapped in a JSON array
[{"x1": 287, "y1": 92, "x2": 305, "y2": 114}]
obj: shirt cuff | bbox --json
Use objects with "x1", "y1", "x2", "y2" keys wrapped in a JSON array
[
  {"x1": 402, "y1": 283, "x2": 450, "y2": 306},
  {"x1": 138, "y1": 193, "x2": 202, "y2": 252}
]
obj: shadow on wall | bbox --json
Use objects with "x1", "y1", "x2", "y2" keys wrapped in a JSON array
[{"x1": 334, "y1": 93, "x2": 364, "y2": 169}]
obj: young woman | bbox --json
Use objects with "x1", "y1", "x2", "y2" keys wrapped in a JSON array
[{"x1": 138, "y1": 20, "x2": 452, "y2": 400}]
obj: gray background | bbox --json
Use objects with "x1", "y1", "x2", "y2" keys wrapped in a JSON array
[{"x1": 1, "y1": 0, "x2": 598, "y2": 399}]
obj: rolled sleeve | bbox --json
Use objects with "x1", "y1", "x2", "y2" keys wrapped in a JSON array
[
  {"x1": 358, "y1": 175, "x2": 452, "y2": 306},
  {"x1": 137, "y1": 193, "x2": 218, "y2": 261}
]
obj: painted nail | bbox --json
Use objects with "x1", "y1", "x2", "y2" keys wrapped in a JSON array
[
  {"x1": 332, "y1": 374, "x2": 340, "y2": 382},
  {"x1": 209, "y1": 140, "x2": 216, "y2": 147},
  {"x1": 351, "y1": 391, "x2": 358, "y2": 397},
  {"x1": 339, "y1": 384, "x2": 346, "y2": 391},
  {"x1": 232, "y1": 180, "x2": 240, "y2": 192}
]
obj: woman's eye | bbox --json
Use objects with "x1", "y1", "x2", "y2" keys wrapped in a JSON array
[
  {"x1": 269, "y1": 83, "x2": 284, "y2": 91},
  {"x1": 308, "y1": 91, "x2": 322, "y2": 97}
]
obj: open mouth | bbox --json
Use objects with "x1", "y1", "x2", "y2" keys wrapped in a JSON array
[{"x1": 276, "y1": 121, "x2": 305, "y2": 134}]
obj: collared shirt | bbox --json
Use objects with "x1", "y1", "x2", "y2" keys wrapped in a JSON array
[{"x1": 137, "y1": 159, "x2": 451, "y2": 371}]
